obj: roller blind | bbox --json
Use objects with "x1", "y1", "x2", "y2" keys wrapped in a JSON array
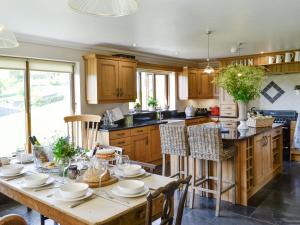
[
  {"x1": 29, "y1": 59, "x2": 74, "y2": 73},
  {"x1": 0, "y1": 56, "x2": 26, "y2": 70}
]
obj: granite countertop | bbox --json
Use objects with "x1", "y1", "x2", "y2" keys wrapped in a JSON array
[
  {"x1": 220, "y1": 123, "x2": 283, "y2": 141},
  {"x1": 100, "y1": 120, "x2": 168, "y2": 131}
]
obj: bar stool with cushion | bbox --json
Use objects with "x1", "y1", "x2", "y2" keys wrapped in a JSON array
[
  {"x1": 187, "y1": 125, "x2": 236, "y2": 216},
  {"x1": 159, "y1": 124, "x2": 189, "y2": 178}
]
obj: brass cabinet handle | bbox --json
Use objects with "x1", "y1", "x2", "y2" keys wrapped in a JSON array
[
  {"x1": 120, "y1": 88, "x2": 123, "y2": 96},
  {"x1": 117, "y1": 141, "x2": 126, "y2": 145}
]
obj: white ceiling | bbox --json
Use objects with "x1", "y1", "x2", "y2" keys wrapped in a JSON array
[{"x1": 1, "y1": 0, "x2": 300, "y2": 60}]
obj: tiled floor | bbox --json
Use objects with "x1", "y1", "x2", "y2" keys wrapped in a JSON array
[{"x1": 1, "y1": 162, "x2": 300, "y2": 225}]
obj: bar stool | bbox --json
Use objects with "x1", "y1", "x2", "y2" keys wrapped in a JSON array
[
  {"x1": 187, "y1": 125, "x2": 236, "y2": 216},
  {"x1": 159, "y1": 124, "x2": 189, "y2": 179}
]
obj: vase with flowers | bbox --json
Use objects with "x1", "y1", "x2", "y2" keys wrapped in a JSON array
[{"x1": 213, "y1": 64, "x2": 265, "y2": 130}]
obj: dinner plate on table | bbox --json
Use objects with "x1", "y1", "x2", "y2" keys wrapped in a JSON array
[
  {"x1": 0, "y1": 170, "x2": 26, "y2": 178},
  {"x1": 21, "y1": 177, "x2": 55, "y2": 189},
  {"x1": 114, "y1": 169, "x2": 146, "y2": 178},
  {"x1": 53, "y1": 188, "x2": 94, "y2": 202},
  {"x1": 111, "y1": 186, "x2": 149, "y2": 198}
]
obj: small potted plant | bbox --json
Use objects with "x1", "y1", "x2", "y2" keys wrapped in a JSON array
[
  {"x1": 133, "y1": 102, "x2": 142, "y2": 112},
  {"x1": 213, "y1": 64, "x2": 265, "y2": 130},
  {"x1": 52, "y1": 137, "x2": 79, "y2": 175},
  {"x1": 147, "y1": 97, "x2": 158, "y2": 111}
]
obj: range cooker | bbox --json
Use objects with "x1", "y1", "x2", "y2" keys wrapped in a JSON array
[{"x1": 255, "y1": 110, "x2": 298, "y2": 161}]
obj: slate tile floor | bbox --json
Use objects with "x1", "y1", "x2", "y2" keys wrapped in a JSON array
[{"x1": 1, "y1": 162, "x2": 300, "y2": 225}]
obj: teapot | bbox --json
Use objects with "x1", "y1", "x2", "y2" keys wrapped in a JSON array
[{"x1": 185, "y1": 105, "x2": 195, "y2": 117}]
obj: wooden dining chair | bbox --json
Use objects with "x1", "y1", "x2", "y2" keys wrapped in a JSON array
[
  {"x1": 0, "y1": 214, "x2": 27, "y2": 225},
  {"x1": 145, "y1": 175, "x2": 192, "y2": 225},
  {"x1": 64, "y1": 114, "x2": 101, "y2": 150}
]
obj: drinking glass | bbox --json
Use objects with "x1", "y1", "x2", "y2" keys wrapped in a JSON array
[
  {"x1": 116, "y1": 155, "x2": 130, "y2": 171},
  {"x1": 16, "y1": 148, "x2": 25, "y2": 164}
]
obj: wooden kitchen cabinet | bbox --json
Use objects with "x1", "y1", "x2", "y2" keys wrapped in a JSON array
[
  {"x1": 188, "y1": 69, "x2": 198, "y2": 98},
  {"x1": 131, "y1": 133, "x2": 149, "y2": 163},
  {"x1": 149, "y1": 125, "x2": 162, "y2": 163},
  {"x1": 83, "y1": 54, "x2": 137, "y2": 104},
  {"x1": 219, "y1": 87, "x2": 237, "y2": 117}
]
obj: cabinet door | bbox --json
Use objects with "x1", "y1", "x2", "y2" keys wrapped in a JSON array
[
  {"x1": 200, "y1": 73, "x2": 213, "y2": 98},
  {"x1": 220, "y1": 88, "x2": 235, "y2": 104},
  {"x1": 253, "y1": 135, "x2": 264, "y2": 186},
  {"x1": 118, "y1": 61, "x2": 137, "y2": 101},
  {"x1": 188, "y1": 69, "x2": 198, "y2": 98},
  {"x1": 98, "y1": 59, "x2": 118, "y2": 101},
  {"x1": 131, "y1": 134, "x2": 149, "y2": 162},
  {"x1": 263, "y1": 134, "x2": 273, "y2": 176},
  {"x1": 149, "y1": 125, "x2": 162, "y2": 162}
]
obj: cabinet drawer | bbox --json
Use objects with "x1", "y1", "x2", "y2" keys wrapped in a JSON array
[
  {"x1": 220, "y1": 110, "x2": 237, "y2": 117},
  {"x1": 272, "y1": 127, "x2": 282, "y2": 137},
  {"x1": 131, "y1": 127, "x2": 149, "y2": 136},
  {"x1": 110, "y1": 129, "x2": 131, "y2": 140},
  {"x1": 221, "y1": 121, "x2": 237, "y2": 128},
  {"x1": 110, "y1": 137, "x2": 131, "y2": 146},
  {"x1": 220, "y1": 104, "x2": 236, "y2": 111}
]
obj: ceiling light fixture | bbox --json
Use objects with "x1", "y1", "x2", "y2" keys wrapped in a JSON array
[
  {"x1": 0, "y1": 24, "x2": 19, "y2": 48},
  {"x1": 68, "y1": 0, "x2": 139, "y2": 17},
  {"x1": 203, "y1": 30, "x2": 214, "y2": 74}
]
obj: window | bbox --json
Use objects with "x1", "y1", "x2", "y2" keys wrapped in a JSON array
[
  {"x1": 136, "y1": 71, "x2": 170, "y2": 110},
  {"x1": 0, "y1": 57, "x2": 75, "y2": 157}
]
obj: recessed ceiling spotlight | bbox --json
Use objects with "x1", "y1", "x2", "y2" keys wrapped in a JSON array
[
  {"x1": 175, "y1": 51, "x2": 179, "y2": 55},
  {"x1": 132, "y1": 43, "x2": 137, "y2": 47},
  {"x1": 260, "y1": 51, "x2": 264, "y2": 54}
]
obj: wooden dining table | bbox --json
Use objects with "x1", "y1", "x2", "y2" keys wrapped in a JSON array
[{"x1": 0, "y1": 164, "x2": 175, "y2": 225}]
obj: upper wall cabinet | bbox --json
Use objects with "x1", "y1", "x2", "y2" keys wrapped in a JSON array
[
  {"x1": 178, "y1": 67, "x2": 216, "y2": 100},
  {"x1": 83, "y1": 54, "x2": 137, "y2": 104}
]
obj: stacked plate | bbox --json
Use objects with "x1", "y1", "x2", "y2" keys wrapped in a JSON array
[
  {"x1": 54, "y1": 183, "x2": 93, "y2": 202},
  {"x1": 16, "y1": 153, "x2": 34, "y2": 164},
  {"x1": 0, "y1": 164, "x2": 25, "y2": 177},
  {"x1": 115, "y1": 164, "x2": 145, "y2": 178},
  {"x1": 112, "y1": 180, "x2": 149, "y2": 198},
  {"x1": 21, "y1": 173, "x2": 54, "y2": 188}
]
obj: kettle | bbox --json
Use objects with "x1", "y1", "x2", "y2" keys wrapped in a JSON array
[{"x1": 185, "y1": 105, "x2": 195, "y2": 117}]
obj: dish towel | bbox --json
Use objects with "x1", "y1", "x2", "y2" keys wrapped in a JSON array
[{"x1": 294, "y1": 114, "x2": 300, "y2": 149}]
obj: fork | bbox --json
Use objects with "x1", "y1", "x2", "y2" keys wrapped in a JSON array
[{"x1": 99, "y1": 190, "x2": 130, "y2": 204}]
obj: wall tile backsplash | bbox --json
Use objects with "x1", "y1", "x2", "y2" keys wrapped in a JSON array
[{"x1": 250, "y1": 74, "x2": 300, "y2": 112}]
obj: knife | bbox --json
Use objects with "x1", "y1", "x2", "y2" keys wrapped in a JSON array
[
  {"x1": 68, "y1": 196, "x2": 97, "y2": 208},
  {"x1": 34, "y1": 185, "x2": 60, "y2": 192},
  {"x1": 94, "y1": 193, "x2": 131, "y2": 207}
]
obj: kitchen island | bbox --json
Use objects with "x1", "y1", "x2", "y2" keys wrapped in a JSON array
[{"x1": 170, "y1": 123, "x2": 283, "y2": 206}]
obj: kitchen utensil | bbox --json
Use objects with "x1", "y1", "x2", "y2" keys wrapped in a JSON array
[
  {"x1": 118, "y1": 180, "x2": 145, "y2": 195},
  {"x1": 24, "y1": 173, "x2": 49, "y2": 186},
  {"x1": 275, "y1": 55, "x2": 284, "y2": 63},
  {"x1": 295, "y1": 51, "x2": 300, "y2": 62},
  {"x1": 34, "y1": 183, "x2": 60, "y2": 192},
  {"x1": 268, "y1": 56, "x2": 275, "y2": 64},
  {"x1": 95, "y1": 193, "x2": 131, "y2": 207},
  {"x1": 0, "y1": 164, "x2": 24, "y2": 176},
  {"x1": 285, "y1": 52, "x2": 294, "y2": 63},
  {"x1": 59, "y1": 183, "x2": 89, "y2": 199}
]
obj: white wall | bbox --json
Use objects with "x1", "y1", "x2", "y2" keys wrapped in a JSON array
[{"x1": 250, "y1": 74, "x2": 300, "y2": 112}]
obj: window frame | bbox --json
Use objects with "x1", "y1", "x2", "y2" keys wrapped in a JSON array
[
  {"x1": 0, "y1": 57, "x2": 75, "y2": 153},
  {"x1": 136, "y1": 71, "x2": 170, "y2": 110}
]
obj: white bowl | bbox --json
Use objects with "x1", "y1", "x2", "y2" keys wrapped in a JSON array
[
  {"x1": 59, "y1": 183, "x2": 89, "y2": 199},
  {"x1": 123, "y1": 164, "x2": 142, "y2": 176},
  {"x1": 0, "y1": 164, "x2": 24, "y2": 176},
  {"x1": 118, "y1": 180, "x2": 145, "y2": 195},
  {"x1": 24, "y1": 173, "x2": 49, "y2": 186}
]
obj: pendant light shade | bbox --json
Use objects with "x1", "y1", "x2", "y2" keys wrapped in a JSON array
[
  {"x1": 68, "y1": 0, "x2": 139, "y2": 17},
  {"x1": 0, "y1": 24, "x2": 19, "y2": 48},
  {"x1": 203, "y1": 30, "x2": 214, "y2": 74}
]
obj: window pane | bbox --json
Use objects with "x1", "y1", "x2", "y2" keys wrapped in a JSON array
[
  {"x1": 155, "y1": 75, "x2": 167, "y2": 107},
  {"x1": 0, "y1": 69, "x2": 26, "y2": 157},
  {"x1": 30, "y1": 71, "x2": 71, "y2": 142}
]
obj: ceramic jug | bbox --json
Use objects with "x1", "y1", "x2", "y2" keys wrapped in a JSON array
[
  {"x1": 275, "y1": 55, "x2": 284, "y2": 64},
  {"x1": 285, "y1": 52, "x2": 294, "y2": 63},
  {"x1": 295, "y1": 51, "x2": 300, "y2": 62},
  {"x1": 185, "y1": 105, "x2": 195, "y2": 117}
]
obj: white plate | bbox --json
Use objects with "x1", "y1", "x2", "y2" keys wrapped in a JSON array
[
  {"x1": 53, "y1": 188, "x2": 93, "y2": 202},
  {"x1": 111, "y1": 186, "x2": 149, "y2": 198},
  {"x1": 0, "y1": 170, "x2": 26, "y2": 178},
  {"x1": 16, "y1": 159, "x2": 34, "y2": 164},
  {"x1": 115, "y1": 169, "x2": 146, "y2": 178},
  {"x1": 21, "y1": 177, "x2": 55, "y2": 189}
]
